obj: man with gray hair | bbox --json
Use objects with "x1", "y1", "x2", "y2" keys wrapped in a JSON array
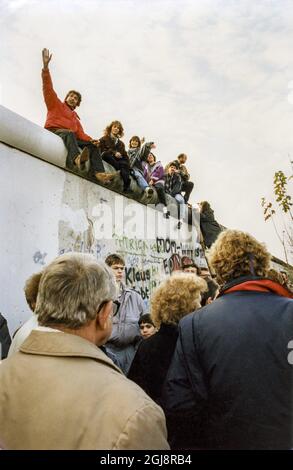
[{"x1": 0, "y1": 253, "x2": 169, "y2": 450}]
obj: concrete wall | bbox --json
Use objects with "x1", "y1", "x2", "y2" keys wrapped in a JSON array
[{"x1": 0, "y1": 106, "x2": 205, "y2": 334}]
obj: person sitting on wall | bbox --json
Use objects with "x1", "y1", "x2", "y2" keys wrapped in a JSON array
[
  {"x1": 177, "y1": 153, "x2": 194, "y2": 203},
  {"x1": 41, "y1": 48, "x2": 104, "y2": 177},
  {"x1": 143, "y1": 152, "x2": 170, "y2": 218},
  {"x1": 0, "y1": 253, "x2": 169, "y2": 450},
  {"x1": 127, "y1": 136, "x2": 155, "y2": 197},
  {"x1": 104, "y1": 254, "x2": 146, "y2": 374},
  {"x1": 165, "y1": 161, "x2": 186, "y2": 229},
  {"x1": 97, "y1": 121, "x2": 131, "y2": 193},
  {"x1": 199, "y1": 201, "x2": 222, "y2": 249},
  {"x1": 165, "y1": 154, "x2": 194, "y2": 203}
]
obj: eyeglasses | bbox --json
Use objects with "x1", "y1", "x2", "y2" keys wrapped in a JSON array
[{"x1": 97, "y1": 299, "x2": 120, "y2": 318}]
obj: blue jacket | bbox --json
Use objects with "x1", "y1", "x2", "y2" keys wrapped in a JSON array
[{"x1": 162, "y1": 276, "x2": 293, "y2": 449}]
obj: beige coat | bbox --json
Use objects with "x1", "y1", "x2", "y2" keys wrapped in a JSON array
[{"x1": 0, "y1": 331, "x2": 169, "y2": 450}]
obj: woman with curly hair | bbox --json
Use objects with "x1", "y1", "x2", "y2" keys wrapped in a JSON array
[
  {"x1": 98, "y1": 120, "x2": 131, "y2": 192},
  {"x1": 163, "y1": 229, "x2": 293, "y2": 450},
  {"x1": 127, "y1": 272, "x2": 206, "y2": 405}
]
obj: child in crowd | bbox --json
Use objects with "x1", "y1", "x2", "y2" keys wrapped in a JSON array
[
  {"x1": 127, "y1": 136, "x2": 155, "y2": 196},
  {"x1": 98, "y1": 121, "x2": 131, "y2": 192},
  {"x1": 138, "y1": 314, "x2": 158, "y2": 339},
  {"x1": 143, "y1": 152, "x2": 170, "y2": 218}
]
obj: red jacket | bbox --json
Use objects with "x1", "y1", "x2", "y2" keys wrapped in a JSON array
[{"x1": 42, "y1": 69, "x2": 92, "y2": 141}]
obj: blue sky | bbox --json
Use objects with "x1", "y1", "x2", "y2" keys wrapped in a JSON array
[{"x1": 1, "y1": 0, "x2": 292, "y2": 262}]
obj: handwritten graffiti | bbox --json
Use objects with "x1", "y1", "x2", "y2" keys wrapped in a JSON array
[{"x1": 163, "y1": 253, "x2": 182, "y2": 275}]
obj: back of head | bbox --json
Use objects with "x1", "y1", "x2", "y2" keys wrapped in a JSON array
[
  {"x1": 35, "y1": 253, "x2": 117, "y2": 329},
  {"x1": 151, "y1": 272, "x2": 206, "y2": 327},
  {"x1": 24, "y1": 271, "x2": 43, "y2": 312},
  {"x1": 208, "y1": 229, "x2": 271, "y2": 285}
]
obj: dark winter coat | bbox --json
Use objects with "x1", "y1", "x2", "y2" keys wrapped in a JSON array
[
  {"x1": 200, "y1": 207, "x2": 222, "y2": 248},
  {"x1": 164, "y1": 173, "x2": 182, "y2": 197},
  {"x1": 0, "y1": 313, "x2": 11, "y2": 360},
  {"x1": 128, "y1": 142, "x2": 154, "y2": 173},
  {"x1": 162, "y1": 277, "x2": 293, "y2": 450},
  {"x1": 99, "y1": 135, "x2": 128, "y2": 160},
  {"x1": 128, "y1": 323, "x2": 178, "y2": 405}
]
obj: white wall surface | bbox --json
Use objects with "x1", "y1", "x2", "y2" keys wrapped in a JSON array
[{"x1": 0, "y1": 141, "x2": 203, "y2": 335}]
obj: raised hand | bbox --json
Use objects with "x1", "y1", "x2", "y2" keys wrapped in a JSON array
[{"x1": 42, "y1": 48, "x2": 52, "y2": 69}]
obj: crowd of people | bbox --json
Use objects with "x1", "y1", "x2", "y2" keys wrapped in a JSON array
[
  {"x1": 41, "y1": 48, "x2": 197, "y2": 229},
  {"x1": 0, "y1": 229, "x2": 292, "y2": 450}
]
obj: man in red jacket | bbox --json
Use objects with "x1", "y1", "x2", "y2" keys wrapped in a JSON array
[{"x1": 42, "y1": 48, "x2": 104, "y2": 177}]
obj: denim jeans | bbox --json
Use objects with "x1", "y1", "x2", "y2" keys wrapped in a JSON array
[
  {"x1": 132, "y1": 170, "x2": 149, "y2": 190},
  {"x1": 175, "y1": 194, "x2": 186, "y2": 220}
]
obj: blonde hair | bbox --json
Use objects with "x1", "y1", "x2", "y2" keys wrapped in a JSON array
[
  {"x1": 151, "y1": 272, "x2": 206, "y2": 327},
  {"x1": 208, "y1": 229, "x2": 271, "y2": 285},
  {"x1": 36, "y1": 253, "x2": 117, "y2": 329}
]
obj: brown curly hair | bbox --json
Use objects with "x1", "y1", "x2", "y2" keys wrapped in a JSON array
[
  {"x1": 104, "y1": 120, "x2": 124, "y2": 138},
  {"x1": 208, "y1": 230, "x2": 271, "y2": 285},
  {"x1": 150, "y1": 272, "x2": 207, "y2": 327}
]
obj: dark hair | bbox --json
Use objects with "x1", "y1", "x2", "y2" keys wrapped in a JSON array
[
  {"x1": 138, "y1": 314, "x2": 155, "y2": 326},
  {"x1": 129, "y1": 136, "x2": 141, "y2": 148},
  {"x1": 105, "y1": 254, "x2": 125, "y2": 267},
  {"x1": 200, "y1": 201, "x2": 212, "y2": 213},
  {"x1": 200, "y1": 278, "x2": 219, "y2": 306},
  {"x1": 177, "y1": 153, "x2": 187, "y2": 160},
  {"x1": 148, "y1": 152, "x2": 156, "y2": 162},
  {"x1": 169, "y1": 160, "x2": 179, "y2": 169},
  {"x1": 181, "y1": 256, "x2": 197, "y2": 271},
  {"x1": 104, "y1": 120, "x2": 124, "y2": 138},
  {"x1": 64, "y1": 90, "x2": 82, "y2": 106}
]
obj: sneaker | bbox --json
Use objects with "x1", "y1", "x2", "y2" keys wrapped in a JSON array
[
  {"x1": 177, "y1": 220, "x2": 183, "y2": 230},
  {"x1": 144, "y1": 187, "x2": 154, "y2": 197}
]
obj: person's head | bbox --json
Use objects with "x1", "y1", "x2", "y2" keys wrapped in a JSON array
[
  {"x1": 129, "y1": 136, "x2": 141, "y2": 149},
  {"x1": 64, "y1": 90, "x2": 82, "y2": 109},
  {"x1": 105, "y1": 254, "x2": 125, "y2": 283},
  {"x1": 208, "y1": 229, "x2": 271, "y2": 286},
  {"x1": 200, "y1": 278, "x2": 219, "y2": 306},
  {"x1": 151, "y1": 272, "x2": 206, "y2": 328},
  {"x1": 181, "y1": 256, "x2": 199, "y2": 275},
  {"x1": 147, "y1": 152, "x2": 156, "y2": 165},
  {"x1": 200, "y1": 201, "x2": 211, "y2": 213},
  {"x1": 177, "y1": 153, "x2": 187, "y2": 165},
  {"x1": 24, "y1": 271, "x2": 43, "y2": 312},
  {"x1": 104, "y1": 120, "x2": 124, "y2": 138},
  {"x1": 280, "y1": 270, "x2": 289, "y2": 284},
  {"x1": 138, "y1": 314, "x2": 157, "y2": 339},
  {"x1": 35, "y1": 253, "x2": 117, "y2": 345},
  {"x1": 199, "y1": 267, "x2": 211, "y2": 279},
  {"x1": 168, "y1": 161, "x2": 179, "y2": 175}
]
